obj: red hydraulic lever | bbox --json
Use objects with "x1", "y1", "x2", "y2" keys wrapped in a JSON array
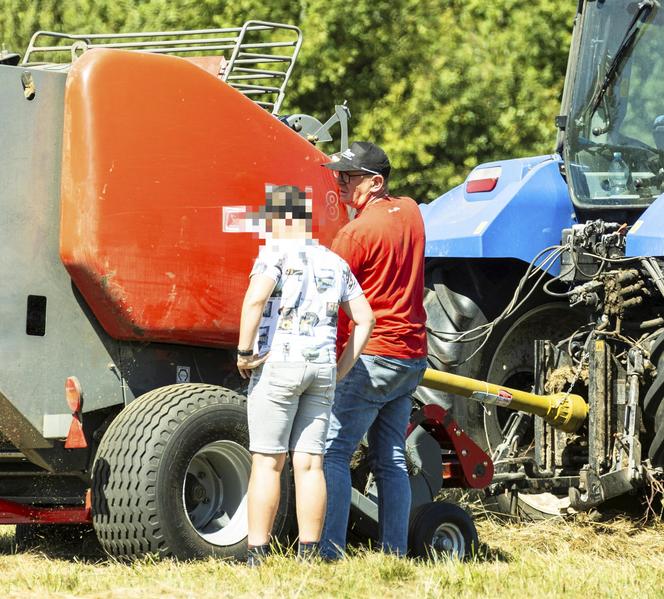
[{"x1": 407, "y1": 404, "x2": 494, "y2": 489}]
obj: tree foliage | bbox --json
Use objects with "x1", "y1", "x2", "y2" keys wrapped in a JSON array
[{"x1": 0, "y1": 0, "x2": 576, "y2": 201}]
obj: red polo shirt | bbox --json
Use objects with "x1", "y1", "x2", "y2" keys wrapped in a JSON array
[{"x1": 331, "y1": 195, "x2": 427, "y2": 359}]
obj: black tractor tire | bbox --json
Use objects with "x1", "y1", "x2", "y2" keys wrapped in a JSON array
[
  {"x1": 91, "y1": 383, "x2": 294, "y2": 560},
  {"x1": 416, "y1": 259, "x2": 528, "y2": 444},
  {"x1": 419, "y1": 259, "x2": 585, "y2": 518},
  {"x1": 408, "y1": 501, "x2": 478, "y2": 560},
  {"x1": 643, "y1": 332, "x2": 664, "y2": 466},
  {"x1": 15, "y1": 524, "x2": 101, "y2": 556}
]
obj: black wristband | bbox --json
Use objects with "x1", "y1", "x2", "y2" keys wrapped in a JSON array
[{"x1": 237, "y1": 348, "x2": 253, "y2": 357}]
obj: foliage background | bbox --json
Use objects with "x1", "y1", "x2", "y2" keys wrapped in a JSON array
[{"x1": 0, "y1": 0, "x2": 576, "y2": 201}]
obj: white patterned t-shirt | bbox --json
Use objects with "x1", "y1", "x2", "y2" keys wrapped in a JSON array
[{"x1": 250, "y1": 239, "x2": 363, "y2": 363}]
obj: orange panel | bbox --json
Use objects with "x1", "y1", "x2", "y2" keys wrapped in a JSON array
[{"x1": 60, "y1": 49, "x2": 345, "y2": 347}]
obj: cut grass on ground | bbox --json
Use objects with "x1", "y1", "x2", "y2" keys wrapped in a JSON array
[{"x1": 0, "y1": 517, "x2": 663, "y2": 599}]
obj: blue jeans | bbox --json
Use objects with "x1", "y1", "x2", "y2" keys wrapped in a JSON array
[{"x1": 320, "y1": 354, "x2": 426, "y2": 559}]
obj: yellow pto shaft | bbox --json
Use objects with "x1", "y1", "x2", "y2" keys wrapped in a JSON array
[{"x1": 420, "y1": 368, "x2": 588, "y2": 433}]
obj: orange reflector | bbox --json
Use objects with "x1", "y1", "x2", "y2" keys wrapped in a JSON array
[
  {"x1": 65, "y1": 376, "x2": 82, "y2": 412},
  {"x1": 65, "y1": 416, "x2": 88, "y2": 449}
]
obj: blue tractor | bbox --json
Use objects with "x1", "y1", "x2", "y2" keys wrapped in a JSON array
[{"x1": 419, "y1": 0, "x2": 664, "y2": 517}]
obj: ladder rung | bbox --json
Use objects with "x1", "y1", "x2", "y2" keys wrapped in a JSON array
[
  {"x1": 227, "y1": 76, "x2": 281, "y2": 82},
  {"x1": 91, "y1": 36, "x2": 240, "y2": 49},
  {"x1": 231, "y1": 81, "x2": 281, "y2": 89},
  {"x1": 237, "y1": 51, "x2": 294, "y2": 61},
  {"x1": 236, "y1": 41, "x2": 299, "y2": 50},
  {"x1": 227, "y1": 77, "x2": 281, "y2": 91},
  {"x1": 226, "y1": 75, "x2": 282, "y2": 85},
  {"x1": 236, "y1": 88, "x2": 280, "y2": 95},
  {"x1": 234, "y1": 58, "x2": 290, "y2": 66},
  {"x1": 230, "y1": 67, "x2": 287, "y2": 77}
]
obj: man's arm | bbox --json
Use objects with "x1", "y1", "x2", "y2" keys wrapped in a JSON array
[
  {"x1": 237, "y1": 274, "x2": 276, "y2": 378},
  {"x1": 337, "y1": 294, "x2": 375, "y2": 381}
]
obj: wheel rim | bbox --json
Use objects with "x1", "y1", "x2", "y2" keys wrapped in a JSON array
[
  {"x1": 485, "y1": 303, "x2": 584, "y2": 516},
  {"x1": 430, "y1": 522, "x2": 465, "y2": 559},
  {"x1": 182, "y1": 440, "x2": 251, "y2": 547}
]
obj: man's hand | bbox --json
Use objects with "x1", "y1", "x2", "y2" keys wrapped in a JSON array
[{"x1": 237, "y1": 353, "x2": 270, "y2": 379}]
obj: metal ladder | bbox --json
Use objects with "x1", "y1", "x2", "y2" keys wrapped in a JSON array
[
  {"x1": 220, "y1": 21, "x2": 302, "y2": 115},
  {"x1": 22, "y1": 20, "x2": 302, "y2": 114}
]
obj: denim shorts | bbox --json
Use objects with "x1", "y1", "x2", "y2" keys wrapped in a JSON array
[{"x1": 247, "y1": 361, "x2": 336, "y2": 454}]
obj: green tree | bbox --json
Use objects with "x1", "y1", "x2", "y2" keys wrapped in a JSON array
[{"x1": 0, "y1": 0, "x2": 576, "y2": 201}]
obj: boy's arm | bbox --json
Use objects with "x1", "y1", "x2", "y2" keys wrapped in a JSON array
[{"x1": 237, "y1": 274, "x2": 276, "y2": 378}]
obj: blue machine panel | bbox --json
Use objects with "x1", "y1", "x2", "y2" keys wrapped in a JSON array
[
  {"x1": 420, "y1": 155, "x2": 576, "y2": 274},
  {"x1": 625, "y1": 192, "x2": 664, "y2": 257}
]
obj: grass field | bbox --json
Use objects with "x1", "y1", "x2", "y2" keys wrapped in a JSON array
[{"x1": 0, "y1": 515, "x2": 662, "y2": 599}]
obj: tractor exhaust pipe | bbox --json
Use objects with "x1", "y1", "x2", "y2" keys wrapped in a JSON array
[{"x1": 419, "y1": 368, "x2": 588, "y2": 433}]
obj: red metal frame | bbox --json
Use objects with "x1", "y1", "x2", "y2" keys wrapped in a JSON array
[
  {"x1": 407, "y1": 404, "x2": 494, "y2": 489},
  {"x1": 0, "y1": 498, "x2": 91, "y2": 525},
  {"x1": 60, "y1": 49, "x2": 346, "y2": 348}
]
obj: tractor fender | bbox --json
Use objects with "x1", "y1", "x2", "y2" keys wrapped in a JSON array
[
  {"x1": 420, "y1": 155, "x2": 576, "y2": 275},
  {"x1": 625, "y1": 191, "x2": 664, "y2": 257}
]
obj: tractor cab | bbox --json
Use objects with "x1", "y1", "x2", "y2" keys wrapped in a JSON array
[{"x1": 561, "y1": 0, "x2": 664, "y2": 211}]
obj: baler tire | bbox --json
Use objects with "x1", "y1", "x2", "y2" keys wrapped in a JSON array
[
  {"x1": 408, "y1": 501, "x2": 478, "y2": 560},
  {"x1": 91, "y1": 383, "x2": 294, "y2": 560}
]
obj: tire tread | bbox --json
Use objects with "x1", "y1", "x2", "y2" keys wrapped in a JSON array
[{"x1": 92, "y1": 384, "x2": 246, "y2": 558}]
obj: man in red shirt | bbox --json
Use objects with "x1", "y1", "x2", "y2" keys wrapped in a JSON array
[{"x1": 320, "y1": 141, "x2": 427, "y2": 559}]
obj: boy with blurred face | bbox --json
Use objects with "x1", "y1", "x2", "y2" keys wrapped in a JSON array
[
  {"x1": 237, "y1": 185, "x2": 375, "y2": 564},
  {"x1": 321, "y1": 142, "x2": 428, "y2": 559}
]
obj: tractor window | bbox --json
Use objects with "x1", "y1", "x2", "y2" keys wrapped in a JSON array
[{"x1": 564, "y1": 1, "x2": 664, "y2": 209}]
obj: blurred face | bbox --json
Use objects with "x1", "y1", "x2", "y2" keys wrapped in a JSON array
[
  {"x1": 337, "y1": 170, "x2": 384, "y2": 211},
  {"x1": 268, "y1": 214, "x2": 311, "y2": 239}
]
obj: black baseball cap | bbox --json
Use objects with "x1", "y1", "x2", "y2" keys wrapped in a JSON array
[{"x1": 323, "y1": 141, "x2": 391, "y2": 178}]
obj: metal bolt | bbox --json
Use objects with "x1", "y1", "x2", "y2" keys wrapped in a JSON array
[
  {"x1": 482, "y1": 461, "x2": 488, "y2": 467},
  {"x1": 455, "y1": 429, "x2": 461, "y2": 437},
  {"x1": 202, "y1": 498, "x2": 210, "y2": 504},
  {"x1": 472, "y1": 473, "x2": 477, "y2": 479},
  {"x1": 461, "y1": 449, "x2": 468, "y2": 457}
]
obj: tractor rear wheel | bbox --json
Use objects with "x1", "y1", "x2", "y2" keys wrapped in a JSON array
[
  {"x1": 643, "y1": 332, "x2": 664, "y2": 467},
  {"x1": 92, "y1": 383, "x2": 293, "y2": 559},
  {"x1": 420, "y1": 260, "x2": 584, "y2": 519}
]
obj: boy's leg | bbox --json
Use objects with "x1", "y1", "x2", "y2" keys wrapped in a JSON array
[
  {"x1": 247, "y1": 452, "x2": 287, "y2": 546},
  {"x1": 291, "y1": 451, "x2": 326, "y2": 543},
  {"x1": 247, "y1": 362, "x2": 307, "y2": 547},
  {"x1": 289, "y1": 364, "x2": 335, "y2": 544}
]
